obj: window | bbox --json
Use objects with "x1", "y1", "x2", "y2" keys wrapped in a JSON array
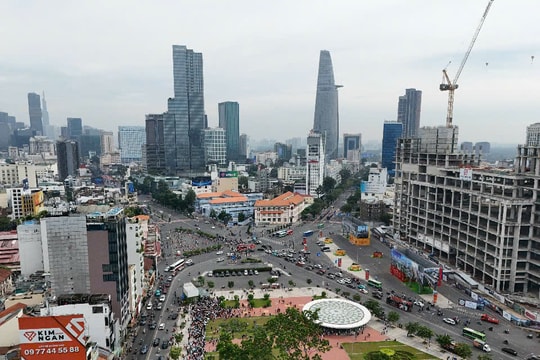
[{"x1": 92, "y1": 306, "x2": 103, "y2": 314}]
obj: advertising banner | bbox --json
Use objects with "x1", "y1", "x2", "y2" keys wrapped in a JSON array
[
  {"x1": 19, "y1": 315, "x2": 88, "y2": 360},
  {"x1": 219, "y1": 171, "x2": 238, "y2": 178}
]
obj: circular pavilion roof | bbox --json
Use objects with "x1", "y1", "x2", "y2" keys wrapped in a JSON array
[{"x1": 302, "y1": 298, "x2": 372, "y2": 330}]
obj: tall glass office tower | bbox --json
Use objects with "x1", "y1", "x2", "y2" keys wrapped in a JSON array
[
  {"x1": 313, "y1": 50, "x2": 340, "y2": 161},
  {"x1": 218, "y1": 101, "x2": 240, "y2": 162},
  {"x1": 27, "y1": 92, "x2": 43, "y2": 135},
  {"x1": 164, "y1": 45, "x2": 206, "y2": 174},
  {"x1": 381, "y1": 121, "x2": 403, "y2": 177}
]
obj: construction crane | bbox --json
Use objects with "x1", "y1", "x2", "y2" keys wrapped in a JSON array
[{"x1": 440, "y1": 0, "x2": 494, "y2": 127}]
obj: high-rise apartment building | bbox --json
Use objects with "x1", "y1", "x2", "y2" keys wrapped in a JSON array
[
  {"x1": 27, "y1": 92, "x2": 43, "y2": 135},
  {"x1": 218, "y1": 101, "x2": 240, "y2": 162},
  {"x1": 41, "y1": 92, "x2": 50, "y2": 137},
  {"x1": 164, "y1": 45, "x2": 206, "y2": 174},
  {"x1": 57, "y1": 139, "x2": 79, "y2": 181},
  {"x1": 397, "y1": 88, "x2": 422, "y2": 138},
  {"x1": 343, "y1": 133, "x2": 361, "y2": 161},
  {"x1": 274, "y1": 142, "x2": 292, "y2": 162},
  {"x1": 145, "y1": 114, "x2": 165, "y2": 174},
  {"x1": 527, "y1": 123, "x2": 540, "y2": 146},
  {"x1": 101, "y1": 131, "x2": 115, "y2": 154},
  {"x1": 394, "y1": 125, "x2": 540, "y2": 293},
  {"x1": 381, "y1": 121, "x2": 403, "y2": 177},
  {"x1": 313, "y1": 50, "x2": 340, "y2": 161},
  {"x1": 306, "y1": 131, "x2": 325, "y2": 197},
  {"x1": 118, "y1": 126, "x2": 145, "y2": 163},
  {"x1": 239, "y1": 133, "x2": 249, "y2": 160},
  {"x1": 203, "y1": 127, "x2": 227, "y2": 166},
  {"x1": 67, "y1": 117, "x2": 83, "y2": 140}
]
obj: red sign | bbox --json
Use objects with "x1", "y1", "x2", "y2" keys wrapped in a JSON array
[{"x1": 19, "y1": 315, "x2": 88, "y2": 360}]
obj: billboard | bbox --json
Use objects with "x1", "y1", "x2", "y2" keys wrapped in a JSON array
[
  {"x1": 219, "y1": 171, "x2": 238, "y2": 178},
  {"x1": 19, "y1": 315, "x2": 88, "y2": 360},
  {"x1": 192, "y1": 176, "x2": 212, "y2": 187}
]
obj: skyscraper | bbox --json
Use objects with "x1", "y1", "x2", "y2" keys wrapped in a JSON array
[
  {"x1": 27, "y1": 92, "x2": 43, "y2": 135},
  {"x1": 164, "y1": 45, "x2": 206, "y2": 174},
  {"x1": 218, "y1": 101, "x2": 240, "y2": 162},
  {"x1": 67, "y1": 117, "x2": 83, "y2": 140},
  {"x1": 306, "y1": 131, "x2": 325, "y2": 197},
  {"x1": 397, "y1": 88, "x2": 422, "y2": 138},
  {"x1": 145, "y1": 114, "x2": 165, "y2": 174},
  {"x1": 56, "y1": 139, "x2": 79, "y2": 181},
  {"x1": 41, "y1": 92, "x2": 50, "y2": 137},
  {"x1": 313, "y1": 50, "x2": 340, "y2": 161},
  {"x1": 203, "y1": 127, "x2": 227, "y2": 165},
  {"x1": 239, "y1": 133, "x2": 249, "y2": 160},
  {"x1": 343, "y1": 133, "x2": 361, "y2": 161},
  {"x1": 118, "y1": 126, "x2": 145, "y2": 163},
  {"x1": 381, "y1": 121, "x2": 403, "y2": 177},
  {"x1": 526, "y1": 122, "x2": 540, "y2": 146}
]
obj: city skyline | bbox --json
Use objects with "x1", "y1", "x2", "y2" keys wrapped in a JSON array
[{"x1": 0, "y1": 1, "x2": 538, "y2": 145}]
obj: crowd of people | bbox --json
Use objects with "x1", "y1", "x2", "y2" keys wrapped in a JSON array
[{"x1": 183, "y1": 296, "x2": 240, "y2": 360}]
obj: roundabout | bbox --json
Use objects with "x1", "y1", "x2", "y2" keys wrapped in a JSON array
[{"x1": 303, "y1": 298, "x2": 372, "y2": 330}]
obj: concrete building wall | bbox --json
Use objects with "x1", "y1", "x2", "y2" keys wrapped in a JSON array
[{"x1": 17, "y1": 223, "x2": 43, "y2": 277}]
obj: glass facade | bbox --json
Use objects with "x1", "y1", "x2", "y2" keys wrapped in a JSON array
[
  {"x1": 118, "y1": 126, "x2": 145, "y2": 163},
  {"x1": 381, "y1": 122, "x2": 402, "y2": 177},
  {"x1": 27, "y1": 92, "x2": 43, "y2": 135},
  {"x1": 203, "y1": 127, "x2": 227, "y2": 165},
  {"x1": 218, "y1": 101, "x2": 240, "y2": 162},
  {"x1": 313, "y1": 50, "x2": 339, "y2": 161},
  {"x1": 397, "y1": 88, "x2": 422, "y2": 138}
]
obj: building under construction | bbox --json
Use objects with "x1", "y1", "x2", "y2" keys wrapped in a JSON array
[{"x1": 393, "y1": 125, "x2": 539, "y2": 294}]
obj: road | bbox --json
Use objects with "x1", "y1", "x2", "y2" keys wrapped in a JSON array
[{"x1": 131, "y1": 194, "x2": 536, "y2": 360}]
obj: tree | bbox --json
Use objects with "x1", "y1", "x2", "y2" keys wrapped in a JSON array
[
  {"x1": 453, "y1": 343, "x2": 472, "y2": 359},
  {"x1": 238, "y1": 212, "x2": 246, "y2": 222},
  {"x1": 364, "y1": 300, "x2": 384, "y2": 318},
  {"x1": 477, "y1": 354, "x2": 493, "y2": 360},
  {"x1": 0, "y1": 216, "x2": 17, "y2": 231},
  {"x1": 210, "y1": 209, "x2": 217, "y2": 219},
  {"x1": 265, "y1": 307, "x2": 331, "y2": 360},
  {"x1": 416, "y1": 326, "x2": 434, "y2": 343},
  {"x1": 405, "y1": 322, "x2": 420, "y2": 337},
  {"x1": 339, "y1": 169, "x2": 352, "y2": 183},
  {"x1": 322, "y1": 177, "x2": 336, "y2": 194},
  {"x1": 435, "y1": 334, "x2": 453, "y2": 348},
  {"x1": 218, "y1": 210, "x2": 232, "y2": 224},
  {"x1": 387, "y1": 311, "x2": 400, "y2": 325},
  {"x1": 340, "y1": 203, "x2": 353, "y2": 213},
  {"x1": 183, "y1": 189, "x2": 196, "y2": 213},
  {"x1": 169, "y1": 346, "x2": 182, "y2": 360}
]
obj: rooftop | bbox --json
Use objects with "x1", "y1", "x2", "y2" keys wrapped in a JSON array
[{"x1": 302, "y1": 298, "x2": 371, "y2": 330}]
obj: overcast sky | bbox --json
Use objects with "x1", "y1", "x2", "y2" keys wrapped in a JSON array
[{"x1": 1, "y1": 0, "x2": 538, "y2": 146}]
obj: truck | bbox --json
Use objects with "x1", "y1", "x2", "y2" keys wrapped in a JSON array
[
  {"x1": 480, "y1": 313, "x2": 499, "y2": 324},
  {"x1": 386, "y1": 294, "x2": 413, "y2": 312},
  {"x1": 472, "y1": 339, "x2": 491, "y2": 352}
]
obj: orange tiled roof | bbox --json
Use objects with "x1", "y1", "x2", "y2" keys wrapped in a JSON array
[
  {"x1": 222, "y1": 190, "x2": 244, "y2": 197},
  {"x1": 134, "y1": 215, "x2": 150, "y2": 221},
  {"x1": 197, "y1": 192, "x2": 222, "y2": 199},
  {"x1": 0, "y1": 268, "x2": 12, "y2": 283},
  {"x1": 209, "y1": 197, "x2": 248, "y2": 204},
  {"x1": 254, "y1": 192, "x2": 305, "y2": 207},
  {"x1": 0, "y1": 302, "x2": 26, "y2": 326}
]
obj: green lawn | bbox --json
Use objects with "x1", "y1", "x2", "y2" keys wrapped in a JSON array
[
  {"x1": 342, "y1": 341, "x2": 438, "y2": 360},
  {"x1": 249, "y1": 298, "x2": 271, "y2": 307}
]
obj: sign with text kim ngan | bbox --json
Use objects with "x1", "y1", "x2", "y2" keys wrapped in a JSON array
[{"x1": 19, "y1": 315, "x2": 88, "y2": 360}]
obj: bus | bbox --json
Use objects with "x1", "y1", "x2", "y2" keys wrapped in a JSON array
[
  {"x1": 303, "y1": 230, "x2": 314, "y2": 237},
  {"x1": 168, "y1": 259, "x2": 185, "y2": 273},
  {"x1": 462, "y1": 327, "x2": 486, "y2": 341},
  {"x1": 367, "y1": 279, "x2": 383, "y2": 289}
]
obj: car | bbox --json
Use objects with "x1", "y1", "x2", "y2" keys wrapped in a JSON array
[
  {"x1": 146, "y1": 303, "x2": 153, "y2": 310},
  {"x1": 140, "y1": 345, "x2": 149, "y2": 354},
  {"x1": 337, "y1": 278, "x2": 347, "y2": 284},
  {"x1": 343, "y1": 278, "x2": 352, "y2": 284},
  {"x1": 168, "y1": 313, "x2": 178, "y2": 320},
  {"x1": 158, "y1": 323, "x2": 165, "y2": 330},
  {"x1": 166, "y1": 276, "x2": 173, "y2": 282},
  {"x1": 442, "y1": 318, "x2": 456, "y2": 325},
  {"x1": 501, "y1": 348, "x2": 518, "y2": 356},
  {"x1": 248, "y1": 269, "x2": 254, "y2": 275},
  {"x1": 225, "y1": 271, "x2": 230, "y2": 277},
  {"x1": 159, "y1": 294, "x2": 166, "y2": 302},
  {"x1": 153, "y1": 338, "x2": 161, "y2": 347},
  {"x1": 207, "y1": 271, "x2": 213, "y2": 277},
  {"x1": 211, "y1": 226, "x2": 216, "y2": 229},
  {"x1": 244, "y1": 269, "x2": 249, "y2": 276},
  {"x1": 156, "y1": 303, "x2": 162, "y2": 310},
  {"x1": 317, "y1": 269, "x2": 326, "y2": 275},
  {"x1": 216, "y1": 250, "x2": 224, "y2": 255},
  {"x1": 480, "y1": 313, "x2": 499, "y2": 324},
  {"x1": 216, "y1": 257, "x2": 225, "y2": 263},
  {"x1": 305, "y1": 265, "x2": 313, "y2": 271},
  {"x1": 414, "y1": 300, "x2": 424, "y2": 307},
  {"x1": 359, "y1": 288, "x2": 368, "y2": 294},
  {"x1": 327, "y1": 273, "x2": 335, "y2": 280},
  {"x1": 358, "y1": 284, "x2": 367, "y2": 290},
  {"x1": 139, "y1": 319, "x2": 147, "y2": 326},
  {"x1": 149, "y1": 321, "x2": 157, "y2": 330},
  {"x1": 313, "y1": 264, "x2": 323, "y2": 269},
  {"x1": 296, "y1": 261, "x2": 305, "y2": 267},
  {"x1": 186, "y1": 259, "x2": 194, "y2": 266},
  {"x1": 161, "y1": 341, "x2": 169, "y2": 349},
  {"x1": 254, "y1": 270, "x2": 259, "y2": 275}
]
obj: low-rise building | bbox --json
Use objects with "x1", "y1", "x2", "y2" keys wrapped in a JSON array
[
  {"x1": 196, "y1": 190, "x2": 262, "y2": 221},
  {"x1": 254, "y1": 191, "x2": 311, "y2": 226}
]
